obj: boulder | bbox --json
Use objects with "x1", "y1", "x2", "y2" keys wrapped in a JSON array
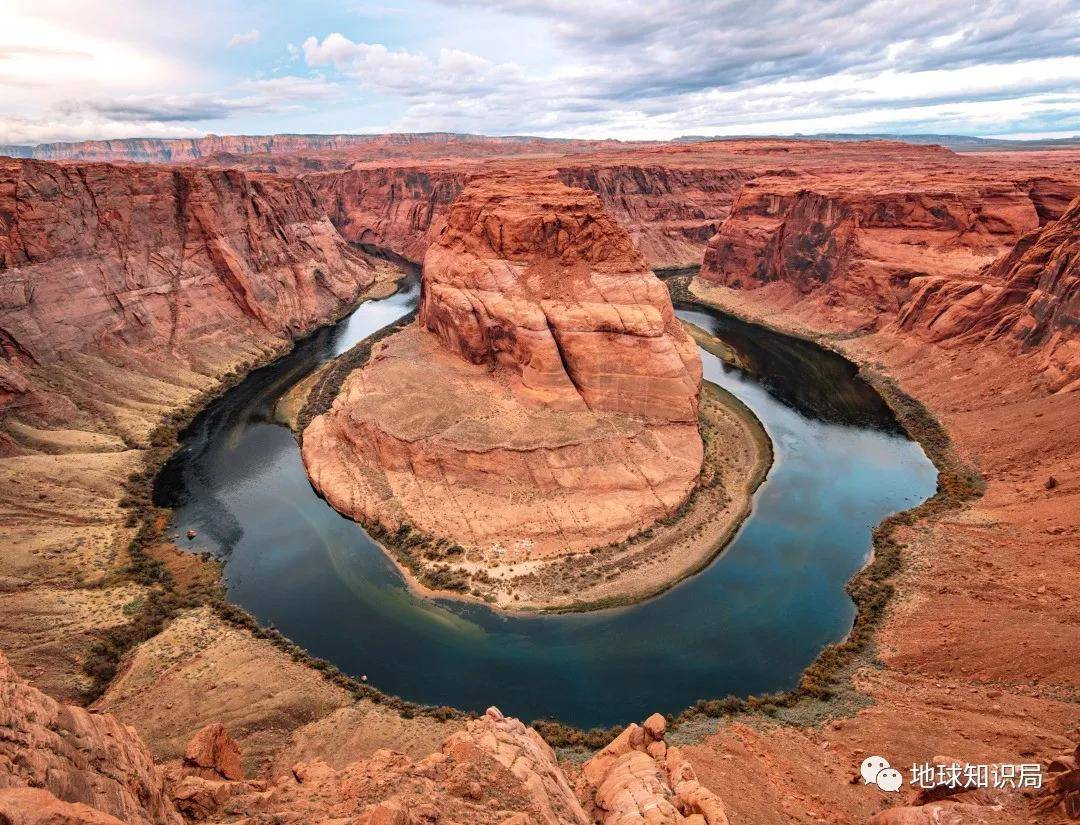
[{"x1": 183, "y1": 722, "x2": 244, "y2": 781}]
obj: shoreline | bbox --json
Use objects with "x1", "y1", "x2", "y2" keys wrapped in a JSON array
[
  {"x1": 280, "y1": 307, "x2": 774, "y2": 614},
  {"x1": 334, "y1": 375, "x2": 774, "y2": 616},
  {"x1": 112, "y1": 268, "x2": 975, "y2": 747}
]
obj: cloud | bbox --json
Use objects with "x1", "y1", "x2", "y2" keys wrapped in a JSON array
[
  {"x1": 0, "y1": 113, "x2": 204, "y2": 145},
  {"x1": 5, "y1": 0, "x2": 1080, "y2": 142},
  {"x1": 301, "y1": 34, "x2": 522, "y2": 95},
  {"x1": 228, "y1": 29, "x2": 261, "y2": 48},
  {"x1": 298, "y1": 0, "x2": 1080, "y2": 139},
  {"x1": 54, "y1": 76, "x2": 343, "y2": 124}
]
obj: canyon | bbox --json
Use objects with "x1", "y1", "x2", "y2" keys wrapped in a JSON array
[
  {"x1": 296, "y1": 172, "x2": 763, "y2": 609},
  {"x1": 0, "y1": 135, "x2": 1077, "y2": 824}
]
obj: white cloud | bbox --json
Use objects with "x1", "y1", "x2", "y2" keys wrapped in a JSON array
[
  {"x1": 3, "y1": 0, "x2": 1079, "y2": 142},
  {"x1": 302, "y1": 33, "x2": 522, "y2": 95},
  {"x1": 228, "y1": 29, "x2": 261, "y2": 48}
]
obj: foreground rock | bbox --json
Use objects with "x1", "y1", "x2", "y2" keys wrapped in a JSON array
[
  {"x1": 4, "y1": 651, "x2": 733, "y2": 825},
  {"x1": 580, "y1": 713, "x2": 730, "y2": 824},
  {"x1": 0, "y1": 651, "x2": 182, "y2": 824},
  {"x1": 301, "y1": 173, "x2": 712, "y2": 604}
]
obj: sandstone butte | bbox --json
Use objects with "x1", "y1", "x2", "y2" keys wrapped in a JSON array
[
  {"x1": 0, "y1": 136, "x2": 1078, "y2": 824},
  {"x1": 300, "y1": 172, "x2": 710, "y2": 600}
]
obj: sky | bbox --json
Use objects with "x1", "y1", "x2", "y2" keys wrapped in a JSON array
[{"x1": 2, "y1": 0, "x2": 1078, "y2": 145}]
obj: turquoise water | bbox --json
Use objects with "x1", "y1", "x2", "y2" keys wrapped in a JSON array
[{"x1": 155, "y1": 275, "x2": 937, "y2": 728}]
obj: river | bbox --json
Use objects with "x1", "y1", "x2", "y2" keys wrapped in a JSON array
[{"x1": 154, "y1": 270, "x2": 937, "y2": 728}]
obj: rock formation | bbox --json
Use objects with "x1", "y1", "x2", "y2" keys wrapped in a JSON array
[
  {"x1": 898, "y1": 194, "x2": 1080, "y2": 391},
  {"x1": 418, "y1": 173, "x2": 701, "y2": 420},
  {"x1": 1, "y1": 650, "x2": 734, "y2": 825},
  {"x1": 0, "y1": 650, "x2": 182, "y2": 824},
  {"x1": 301, "y1": 172, "x2": 703, "y2": 581},
  {"x1": 579, "y1": 713, "x2": 729, "y2": 824},
  {"x1": 0, "y1": 158, "x2": 376, "y2": 425}
]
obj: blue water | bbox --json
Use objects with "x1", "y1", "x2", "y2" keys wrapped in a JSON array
[{"x1": 155, "y1": 276, "x2": 937, "y2": 728}]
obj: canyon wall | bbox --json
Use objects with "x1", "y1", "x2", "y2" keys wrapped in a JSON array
[
  {"x1": 555, "y1": 165, "x2": 750, "y2": 268},
  {"x1": 308, "y1": 166, "x2": 469, "y2": 262},
  {"x1": 0, "y1": 158, "x2": 376, "y2": 425},
  {"x1": 898, "y1": 194, "x2": 1080, "y2": 392},
  {"x1": 698, "y1": 167, "x2": 1079, "y2": 387},
  {"x1": 699, "y1": 174, "x2": 1045, "y2": 322}
]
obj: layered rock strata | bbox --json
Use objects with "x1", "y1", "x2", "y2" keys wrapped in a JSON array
[
  {"x1": 302, "y1": 173, "x2": 704, "y2": 581},
  {"x1": 0, "y1": 651, "x2": 182, "y2": 824},
  {"x1": 0, "y1": 158, "x2": 376, "y2": 422},
  {"x1": 898, "y1": 194, "x2": 1080, "y2": 392}
]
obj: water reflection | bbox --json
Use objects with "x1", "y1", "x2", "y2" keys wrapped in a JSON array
[{"x1": 155, "y1": 276, "x2": 936, "y2": 728}]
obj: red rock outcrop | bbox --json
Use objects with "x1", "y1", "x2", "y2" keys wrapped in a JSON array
[
  {"x1": 3, "y1": 648, "x2": 732, "y2": 825},
  {"x1": 419, "y1": 173, "x2": 701, "y2": 420},
  {"x1": 579, "y1": 713, "x2": 729, "y2": 824},
  {"x1": 898, "y1": 194, "x2": 1080, "y2": 391},
  {"x1": 0, "y1": 158, "x2": 375, "y2": 421},
  {"x1": 0, "y1": 650, "x2": 182, "y2": 824},
  {"x1": 309, "y1": 166, "x2": 468, "y2": 261},
  {"x1": 302, "y1": 173, "x2": 703, "y2": 569},
  {"x1": 183, "y1": 723, "x2": 245, "y2": 782},
  {"x1": 699, "y1": 173, "x2": 1045, "y2": 328}
]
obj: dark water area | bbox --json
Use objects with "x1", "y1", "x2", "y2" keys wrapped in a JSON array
[
  {"x1": 673, "y1": 301, "x2": 900, "y2": 431},
  {"x1": 155, "y1": 277, "x2": 937, "y2": 729}
]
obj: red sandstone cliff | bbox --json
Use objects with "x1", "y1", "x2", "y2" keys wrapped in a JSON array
[
  {"x1": 698, "y1": 174, "x2": 1048, "y2": 324},
  {"x1": 418, "y1": 173, "x2": 701, "y2": 420},
  {"x1": 0, "y1": 158, "x2": 375, "y2": 423},
  {"x1": 301, "y1": 173, "x2": 704, "y2": 566},
  {"x1": 308, "y1": 166, "x2": 469, "y2": 262},
  {"x1": 898, "y1": 195, "x2": 1080, "y2": 392},
  {"x1": 555, "y1": 165, "x2": 749, "y2": 269}
]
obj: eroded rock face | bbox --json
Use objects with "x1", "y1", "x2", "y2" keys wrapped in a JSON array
[
  {"x1": 898, "y1": 195, "x2": 1080, "y2": 392},
  {"x1": 0, "y1": 158, "x2": 375, "y2": 420},
  {"x1": 310, "y1": 166, "x2": 468, "y2": 262},
  {"x1": 4, "y1": 649, "x2": 731, "y2": 825},
  {"x1": 555, "y1": 166, "x2": 750, "y2": 269},
  {"x1": 0, "y1": 651, "x2": 182, "y2": 825},
  {"x1": 419, "y1": 173, "x2": 701, "y2": 420},
  {"x1": 699, "y1": 175, "x2": 1044, "y2": 324},
  {"x1": 302, "y1": 173, "x2": 703, "y2": 563},
  {"x1": 580, "y1": 713, "x2": 729, "y2": 824},
  {"x1": 178, "y1": 706, "x2": 593, "y2": 824}
]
